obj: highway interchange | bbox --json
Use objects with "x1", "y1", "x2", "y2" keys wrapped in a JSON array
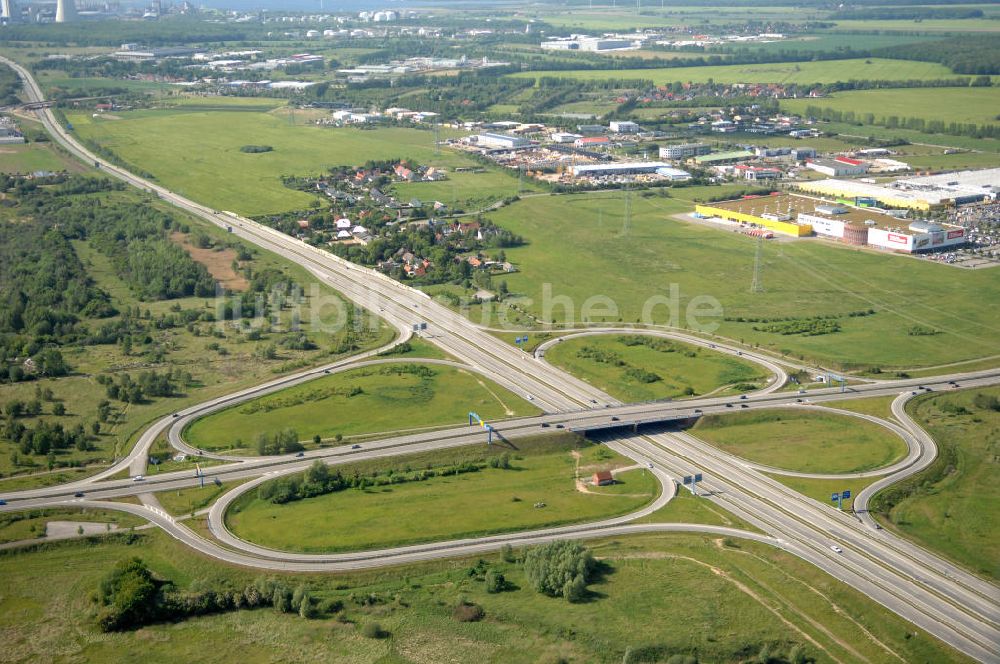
[{"x1": 2, "y1": 55, "x2": 999, "y2": 663}]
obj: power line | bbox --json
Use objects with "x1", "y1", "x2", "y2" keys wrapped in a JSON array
[
  {"x1": 750, "y1": 235, "x2": 764, "y2": 293},
  {"x1": 621, "y1": 185, "x2": 632, "y2": 237}
]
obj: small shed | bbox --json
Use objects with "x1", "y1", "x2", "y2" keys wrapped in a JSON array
[{"x1": 592, "y1": 470, "x2": 614, "y2": 486}]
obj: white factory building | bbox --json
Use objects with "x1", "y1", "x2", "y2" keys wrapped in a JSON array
[
  {"x1": 469, "y1": 133, "x2": 530, "y2": 149},
  {"x1": 659, "y1": 143, "x2": 711, "y2": 160},
  {"x1": 805, "y1": 157, "x2": 868, "y2": 177},
  {"x1": 540, "y1": 35, "x2": 638, "y2": 52},
  {"x1": 572, "y1": 161, "x2": 691, "y2": 180},
  {"x1": 609, "y1": 120, "x2": 640, "y2": 134}
]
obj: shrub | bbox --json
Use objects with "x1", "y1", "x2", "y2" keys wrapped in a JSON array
[
  {"x1": 453, "y1": 601, "x2": 485, "y2": 622},
  {"x1": 485, "y1": 570, "x2": 507, "y2": 593},
  {"x1": 361, "y1": 621, "x2": 387, "y2": 638}
]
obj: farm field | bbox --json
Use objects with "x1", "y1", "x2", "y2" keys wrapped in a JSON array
[
  {"x1": 64, "y1": 107, "x2": 473, "y2": 216},
  {"x1": 819, "y1": 120, "x2": 1000, "y2": 153},
  {"x1": 184, "y1": 362, "x2": 540, "y2": 453},
  {"x1": 510, "y1": 58, "x2": 971, "y2": 86},
  {"x1": 0, "y1": 528, "x2": 968, "y2": 664},
  {"x1": 542, "y1": 334, "x2": 769, "y2": 402},
  {"x1": 37, "y1": 71, "x2": 176, "y2": 95},
  {"x1": 873, "y1": 387, "x2": 1000, "y2": 579},
  {"x1": 227, "y1": 437, "x2": 657, "y2": 553},
  {"x1": 781, "y1": 87, "x2": 1000, "y2": 128},
  {"x1": 482, "y1": 193, "x2": 1000, "y2": 370},
  {"x1": 830, "y1": 17, "x2": 1000, "y2": 32},
  {"x1": 692, "y1": 409, "x2": 907, "y2": 474}
]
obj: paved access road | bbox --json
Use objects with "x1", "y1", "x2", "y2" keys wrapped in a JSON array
[{"x1": 2, "y1": 56, "x2": 998, "y2": 662}]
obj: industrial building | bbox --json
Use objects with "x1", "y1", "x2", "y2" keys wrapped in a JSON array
[
  {"x1": 550, "y1": 132, "x2": 582, "y2": 143},
  {"x1": 540, "y1": 36, "x2": 637, "y2": 52},
  {"x1": 791, "y1": 147, "x2": 816, "y2": 161},
  {"x1": 805, "y1": 157, "x2": 868, "y2": 177},
  {"x1": 112, "y1": 46, "x2": 200, "y2": 61},
  {"x1": 609, "y1": 120, "x2": 640, "y2": 134},
  {"x1": 797, "y1": 168, "x2": 1000, "y2": 210},
  {"x1": 733, "y1": 165, "x2": 782, "y2": 181},
  {"x1": 694, "y1": 195, "x2": 813, "y2": 237},
  {"x1": 572, "y1": 161, "x2": 688, "y2": 178},
  {"x1": 692, "y1": 150, "x2": 754, "y2": 166},
  {"x1": 659, "y1": 143, "x2": 711, "y2": 160},
  {"x1": 470, "y1": 133, "x2": 530, "y2": 149},
  {"x1": 694, "y1": 193, "x2": 967, "y2": 251}
]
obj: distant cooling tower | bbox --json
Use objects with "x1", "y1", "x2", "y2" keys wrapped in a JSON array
[
  {"x1": 55, "y1": 0, "x2": 76, "y2": 22},
  {"x1": 1, "y1": 0, "x2": 15, "y2": 22}
]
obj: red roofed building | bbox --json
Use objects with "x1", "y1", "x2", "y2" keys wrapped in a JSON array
[{"x1": 592, "y1": 470, "x2": 614, "y2": 486}]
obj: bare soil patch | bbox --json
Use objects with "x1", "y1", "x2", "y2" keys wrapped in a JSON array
[{"x1": 170, "y1": 231, "x2": 249, "y2": 292}]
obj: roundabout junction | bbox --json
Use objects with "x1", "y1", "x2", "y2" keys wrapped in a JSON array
[{"x1": 1, "y1": 55, "x2": 999, "y2": 663}]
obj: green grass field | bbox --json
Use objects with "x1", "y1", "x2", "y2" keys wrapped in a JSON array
[
  {"x1": 781, "y1": 87, "x2": 1000, "y2": 128},
  {"x1": 64, "y1": 106, "x2": 497, "y2": 216},
  {"x1": 0, "y1": 527, "x2": 970, "y2": 663},
  {"x1": 828, "y1": 395, "x2": 897, "y2": 420},
  {"x1": 692, "y1": 409, "x2": 907, "y2": 474},
  {"x1": 874, "y1": 387, "x2": 1000, "y2": 579},
  {"x1": 390, "y1": 167, "x2": 538, "y2": 208},
  {"x1": 543, "y1": 334, "x2": 769, "y2": 402},
  {"x1": 510, "y1": 58, "x2": 972, "y2": 86},
  {"x1": 156, "y1": 480, "x2": 249, "y2": 517},
  {"x1": 0, "y1": 142, "x2": 80, "y2": 174},
  {"x1": 482, "y1": 193, "x2": 1000, "y2": 370},
  {"x1": 227, "y1": 437, "x2": 656, "y2": 553},
  {"x1": 185, "y1": 362, "x2": 540, "y2": 452}
]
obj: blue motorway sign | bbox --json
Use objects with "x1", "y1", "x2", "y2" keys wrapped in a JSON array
[
  {"x1": 683, "y1": 475, "x2": 693, "y2": 485},
  {"x1": 831, "y1": 492, "x2": 840, "y2": 502},
  {"x1": 694, "y1": 473, "x2": 703, "y2": 483},
  {"x1": 842, "y1": 490, "x2": 851, "y2": 499}
]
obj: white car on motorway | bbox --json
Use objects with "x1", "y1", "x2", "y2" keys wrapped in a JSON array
[
  {"x1": 830, "y1": 544, "x2": 843, "y2": 554},
  {"x1": 132, "y1": 475, "x2": 145, "y2": 482}
]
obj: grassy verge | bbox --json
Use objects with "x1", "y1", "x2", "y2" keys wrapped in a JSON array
[
  {"x1": 156, "y1": 479, "x2": 250, "y2": 518},
  {"x1": 826, "y1": 395, "x2": 898, "y2": 420},
  {"x1": 543, "y1": 334, "x2": 769, "y2": 402},
  {"x1": 692, "y1": 409, "x2": 907, "y2": 474},
  {"x1": 226, "y1": 436, "x2": 657, "y2": 553},
  {"x1": 185, "y1": 362, "x2": 540, "y2": 453},
  {"x1": 766, "y1": 474, "x2": 881, "y2": 513},
  {"x1": 634, "y1": 486, "x2": 763, "y2": 533},
  {"x1": 870, "y1": 387, "x2": 1000, "y2": 579}
]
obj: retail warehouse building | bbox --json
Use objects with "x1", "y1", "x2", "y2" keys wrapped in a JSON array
[
  {"x1": 798, "y1": 168, "x2": 1000, "y2": 211},
  {"x1": 694, "y1": 193, "x2": 967, "y2": 252}
]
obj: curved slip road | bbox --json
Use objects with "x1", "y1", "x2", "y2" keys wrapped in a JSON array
[{"x1": 532, "y1": 327, "x2": 789, "y2": 395}]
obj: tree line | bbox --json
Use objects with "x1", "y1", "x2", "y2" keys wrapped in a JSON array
[{"x1": 801, "y1": 103, "x2": 1000, "y2": 140}]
